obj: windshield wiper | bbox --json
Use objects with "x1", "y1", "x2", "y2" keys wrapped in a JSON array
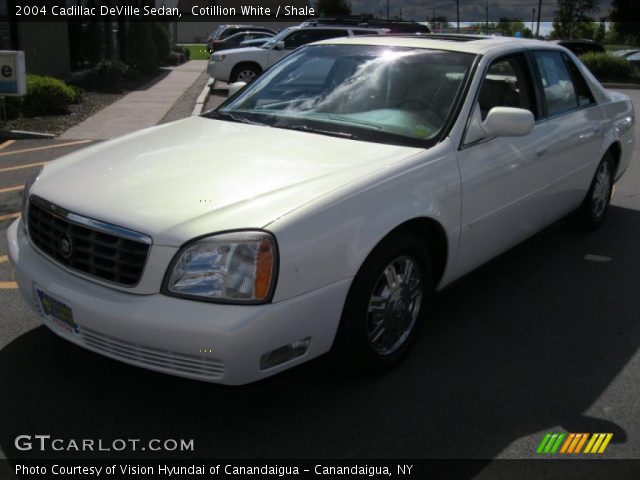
[
  {"x1": 204, "y1": 111, "x2": 266, "y2": 126},
  {"x1": 274, "y1": 124, "x2": 354, "y2": 139}
]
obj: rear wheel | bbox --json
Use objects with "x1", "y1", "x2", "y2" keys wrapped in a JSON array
[
  {"x1": 567, "y1": 153, "x2": 615, "y2": 231},
  {"x1": 334, "y1": 232, "x2": 432, "y2": 370}
]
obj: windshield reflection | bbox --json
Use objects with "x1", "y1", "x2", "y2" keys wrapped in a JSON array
[{"x1": 210, "y1": 45, "x2": 476, "y2": 147}]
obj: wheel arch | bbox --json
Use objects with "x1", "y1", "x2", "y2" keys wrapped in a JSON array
[
  {"x1": 605, "y1": 140, "x2": 622, "y2": 176},
  {"x1": 357, "y1": 217, "x2": 449, "y2": 289},
  {"x1": 230, "y1": 61, "x2": 262, "y2": 81}
]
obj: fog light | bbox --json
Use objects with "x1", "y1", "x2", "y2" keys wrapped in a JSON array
[{"x1": 260, "y1": 338, "x2": 311, "y2": 370}]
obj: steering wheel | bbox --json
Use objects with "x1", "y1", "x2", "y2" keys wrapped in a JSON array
[
  {"x1": 397, "y1": 99, "x2": 445, "y2": 125},
  {"x1": 396, "y1": 99, "x2": 431, "y2": 111}
]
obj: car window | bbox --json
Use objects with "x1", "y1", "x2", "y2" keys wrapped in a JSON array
[
  {"x1": 283, "y1": 31, "x2": 314, "y2": 49},
  {"x1": 534, "y1": 50, "x2": 581, "y2": 116},
  {"x1": 283, "y1": 30, "x2": 348, "y2": 49},
  {"x1": 354, "y1": 29, "x2": 378, "y2": 35},
  {"x1": 477, "y1": 54, "x2": 537, "y2": 120},
  {"x1": 221, "y1": 28, "x2": 242, "y2": 40},
  {"x1": 562, "y1": 53, "x2": 595, "y2": 107},
  {"x1": 219, "y1": 45, "x2": 475, "y2": 147}
]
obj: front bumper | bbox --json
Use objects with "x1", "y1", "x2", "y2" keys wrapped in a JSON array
[
  {"x1": 207, "y1": 60, "x2": 231, "y2": 82},
  {"x1": 7, "y1": 219, "x2": 350, "y2": 385}
]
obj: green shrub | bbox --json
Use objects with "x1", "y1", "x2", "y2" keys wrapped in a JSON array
[
  {"x1": 174, "y1": 44, "x2": 190, "y2": 60},
  {"x1": 5, "y1": 96, "x2": 23, "y2": 120},
  {"x1": 182, "y1": 45, "x2": 191, "y2": 60},
  {"x1": 580, "y1": 52, "x2": 635, "y2": 82},
  {"x1": 152, "y1": 22, "x2": 172, "y2": 64},
  {"x1": 166, "y1": 51, "x2": 183, "y2": 66},
  {"x1": 85, "y1": 59, "x2": 129, "y2": 92},
  {"x1": 22, "y1": 75, "x2": 78, "y2": 117}
]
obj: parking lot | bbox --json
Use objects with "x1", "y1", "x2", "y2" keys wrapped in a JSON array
[{"x1": 0, "y1": 90, "x2": 639, "y2": 467}]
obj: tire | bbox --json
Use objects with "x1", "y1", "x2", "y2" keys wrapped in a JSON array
[
  {"x1": 230, "y1": 63, "x2": 261, "y2": 83},
  {"x1": 333, "y1": 231, "x2": 433, "y2": 370},
  {"x1": 567, "y1": 152, "x2": 615, "y2": 231}
]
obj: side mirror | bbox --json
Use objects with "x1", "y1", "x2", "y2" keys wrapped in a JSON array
[
  {"x1": 228, "y1": 82, "x2": 247, "y2": 97},
  {"x1": 482, "y1": 107, "x2": 534, "y2": 137},
  {"x1": 275, "y1": 41, "x2": 286, "y2": 50}
]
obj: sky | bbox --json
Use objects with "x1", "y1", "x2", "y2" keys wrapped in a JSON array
[{"x1": 348, "y1": 0, "x2": 614, "y2": 24}]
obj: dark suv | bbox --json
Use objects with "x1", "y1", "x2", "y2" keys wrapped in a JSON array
[
  {"x1": 551, "y1": 40, "x2": 605, "y2": 56},
  {"x1": 207, "y1": 25, "x2": 277, "y2": 53}
]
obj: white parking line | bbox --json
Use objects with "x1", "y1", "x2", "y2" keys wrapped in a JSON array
[
  {"x1": 0, "y1": 139, "x2": 91, "y2": 158},
  {"x1": 0, "y1": 212, "x2": 20, "y2": 221},
  {"x1": 0, "y1": 161, "x2": 47, "y2": 174},
  {"x1": 0, "y1": 185, "x2": 23, "y2": 194}
]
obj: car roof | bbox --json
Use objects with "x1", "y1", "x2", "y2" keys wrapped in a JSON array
[
  {"x1": 290, "y1": 25, "x2": 385, "y2": 32},
  {"x1": 313, "y1": 34, "x2": 560, "y2": 55}
]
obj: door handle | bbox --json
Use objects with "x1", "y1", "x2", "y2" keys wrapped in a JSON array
[{"x1": 534, "y1": 146, "x2": 547, "y2": 158}]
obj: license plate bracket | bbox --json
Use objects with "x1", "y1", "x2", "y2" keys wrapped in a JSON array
[{"x1": 35, "y1": 287, "x2": 78, "y2": 333}]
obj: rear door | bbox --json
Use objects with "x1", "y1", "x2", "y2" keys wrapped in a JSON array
[{"x1": 529, "y1": 49, "x2": 605, "y2": 221}]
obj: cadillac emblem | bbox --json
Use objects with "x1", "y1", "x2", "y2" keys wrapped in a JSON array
[{"x1": 59, "y1": 234, "x2": 73, "y2": 259}]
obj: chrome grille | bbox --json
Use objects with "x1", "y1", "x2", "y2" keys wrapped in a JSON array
[
  {"x1": 79, "y1": 327, "x2": 225, "y2": 379},
  {"x1": 27, "y1": 196, "x2": 151, "y2": 286}
]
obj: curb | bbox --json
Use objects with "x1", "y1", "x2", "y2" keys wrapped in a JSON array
[
  {"x1": 192, "y1": 78, "x2": 214, "y2": 116},
  {"x1": 602, "y1": 83, "x2": 640, "y2": 90}
]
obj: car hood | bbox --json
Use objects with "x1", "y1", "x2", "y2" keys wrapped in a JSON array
[{"x1": 32, "y1": 116, "x2": 422, "y2": 246}]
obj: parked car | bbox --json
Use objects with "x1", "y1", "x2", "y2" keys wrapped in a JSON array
[
  {"x1": 9, "y1": 35, "x2": 634, "y2": 385},
  {"x1": 300, "y1": 17, "x2": 430, "y2": 34},
  {"x1": 626, "y1": 51, "x2": 640, "y2": 69},
  {"x1": 207, "y1": 25, "x2": 387, "y2": 83},
  {"x1": 239, "y1": 37, "x2": 273, "y2": 48},
  {"x1": 611, "y1": 49, "x2": 640, "y2": 58},
  {"x1": 206, "y1": 25, "x2": 276, "y2": 53},
  {"x1": 209, "y1": 31, "x2": 274, "y2": 53},
  {"x1": 550, "y1": 40, "x2": 605, "y2": 56}
]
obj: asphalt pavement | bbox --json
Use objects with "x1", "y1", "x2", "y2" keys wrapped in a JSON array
[{"x1": 0, "y1": 91, "x2": 639, "y2": 474}]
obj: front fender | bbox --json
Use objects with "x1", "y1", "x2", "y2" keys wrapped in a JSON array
[{"x1": 268, "y1": 139, "x2": 462, "y2": 303}]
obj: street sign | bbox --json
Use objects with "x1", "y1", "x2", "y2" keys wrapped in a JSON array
[{"x1": 0, "y1": 51, "x2": 27, "y2": 96}]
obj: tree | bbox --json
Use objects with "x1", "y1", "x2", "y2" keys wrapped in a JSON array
[
  {"x1": 316, "y1": 0, "x2": 351, "y2": 17},
  {"x1": 594, "y1": 19, "x2": 606, "y2": 43},
  {"x1": 429, "y1": 17, "x2": 450, "y2": 33},
  {"x1": 551, "y1": 0, "x2": 599, "y2": 39},
  {"x1": 610, "y1": 0, "x2": 640, "y2": 46},
  {"x1": 496, "y1": 17, "x2": 526, "y2": 37}
]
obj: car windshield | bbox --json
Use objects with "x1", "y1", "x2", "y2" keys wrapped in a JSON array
[
  {"x1": 261, "y1": 28, "x2": 295, "y2": 49},
  {"x1": 209, "y1": 44, "x2": 476, "y2": 147}
]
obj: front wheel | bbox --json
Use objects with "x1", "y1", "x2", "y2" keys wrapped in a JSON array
[
  {"x1": 333, "y1": 232, "x2": 432, "y2": 370},
  {"x1": 567, "y1": 153, "x2": 615, "y2": 231},
  {"x1": 230, "y1": 64, "x2": 261, "y2": 83}
]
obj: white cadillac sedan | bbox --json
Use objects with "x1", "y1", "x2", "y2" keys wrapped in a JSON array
[{"x1": 8, "y1": 35, "x2": 635, "y2": 385}]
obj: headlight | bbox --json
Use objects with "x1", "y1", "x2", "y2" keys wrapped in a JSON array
[
  {"x1": 164, "y1": 231, "x2": 278, "y2": 304},
  {"x1": 211, "y1": 54, "x2": 226, "y2": 62},
  {"x1": 21, "y1": 167, "x2": 43, "y2": 228}
]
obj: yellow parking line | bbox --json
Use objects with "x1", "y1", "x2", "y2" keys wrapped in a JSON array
[
  {"x1": 0, "y1": 281, "x2": 18, "y2": 289},
  {"x1": 0, "y1": 140, "x2": 16, "y2": 150},
  {"x1": 0, "y1": 212, "x2": 20, "y2": 221},
  {"x1": 0, "y1": 255, "x2": 7, "y2": 264},
  {"x1": 0, "y1": 139, "x2": 92, "y2": 158},
  {"x1": 0, "y1": 185, "x2": 23, "y2": 194},
  {"x1": 0, "y1": 161, "x2": 47, "y2": 174}
]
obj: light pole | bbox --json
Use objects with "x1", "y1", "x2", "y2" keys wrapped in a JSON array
[
  {"x1": 456, "y1": 0, "x2": 460, "y2": 33},
  {"x1": 536, "y1": 0, "x2": 542, "y2": 38}
]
